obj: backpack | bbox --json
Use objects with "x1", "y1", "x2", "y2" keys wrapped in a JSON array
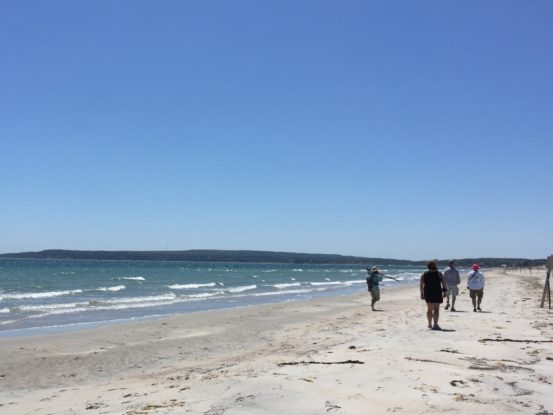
[{"x1": 367, "y1": 275, "x2": 374, "y2": 291}]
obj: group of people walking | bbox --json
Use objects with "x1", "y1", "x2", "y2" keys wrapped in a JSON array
[{"x1": 366, "y1": 260, "x2": 485, "y2": 330}]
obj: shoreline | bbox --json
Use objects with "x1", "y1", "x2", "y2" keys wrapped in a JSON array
[
  {"x1": 0, "y1": 276, "x2": 420, "y2": 339},
  {"x1": 1, "y1": 269, "x2": 552, "y2": 414}
]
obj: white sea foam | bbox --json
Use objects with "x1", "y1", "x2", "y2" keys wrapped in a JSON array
[
  {"x1": 309, "y1": 281, "x2": 342, "y2": 286},
  {"x1": 272, "y1": 282, "x2": 302, "y2": 289},
  {"x1": 121, "y1": 276, "x2": 146, "y2": 281},
  {"x1": 96, "y1": 285, "x2": 126, "y2": 292},
  {"x1": 0, "y1": 308, "x2": 10, "y2": 313},
  {"x1": 168, "y1": 283, "x2": 216, "y2": 290},
  {"x1": 249, "y1": 288, "x2": 320, "y2": 297},
  {"x1": 0, "y1": 289, "x2": 83, "y2": 300},
  {"x1": 20, "y1": 302, "x2": 82, "y2": 311},
  {"x1": 17, "y1": 294, "x2": 180, "y2": 318},
  {"x1": 100, "y1": 294, "x2": 177, "y2": 305},
  {"x1": 185, "y1": 292, "x2": 220, "y2": 299},
  {"x1": 227, "y1": 285, "x2": 257, "y2": 293},
  {"x1": 293, "y1": 269, "x2": 303, "y2": 272},
  {"x1": 343, "y1": 280, "x2": 365, "y2": 285}
]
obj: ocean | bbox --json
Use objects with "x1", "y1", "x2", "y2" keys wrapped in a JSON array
[{"x1": 0, "y1": 258, "x2": 428, "y2": 337}]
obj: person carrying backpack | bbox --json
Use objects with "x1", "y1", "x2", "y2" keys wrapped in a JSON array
[{"x1": 366, "y1": 266, "x2": 384, "y2": 311}]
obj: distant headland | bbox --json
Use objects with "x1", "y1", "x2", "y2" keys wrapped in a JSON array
[{"x1": 0, "y1": 249, "x2": 545, "y2": 267}]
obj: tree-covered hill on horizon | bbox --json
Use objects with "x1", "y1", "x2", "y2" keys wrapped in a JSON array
[{"x1": 0, "y1": 249, "x2": 545, "y2": 267}]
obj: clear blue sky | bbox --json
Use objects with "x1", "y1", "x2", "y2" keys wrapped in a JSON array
[{"x1": 1, "y1": 1, "x2": 552, "y2": 260}]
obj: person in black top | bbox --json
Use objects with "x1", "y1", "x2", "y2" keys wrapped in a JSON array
[{"x1": 420, "y1": 260, "x2": 447, "y2": 330}]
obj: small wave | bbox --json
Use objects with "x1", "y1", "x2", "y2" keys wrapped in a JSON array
[
  {"x1": 0, "y1": 308, "x2": 10, "y2": 314},
  {"x1": 292, "y1": 269, "x2": 303, "y2": 272},
  {"x1": 121, "y1": 277, "x2": 146, "y2": 281},
  {"x1": 96, "y1": 285, "x2": 126, "y2": 292},
  {"x1": 20, "y1": 303, "x2": 82, "y2": 311},
  {"x1": 343, "y1": 280, "x2": 365, "y2": 285},
  {"x1": 14, "y1": 294, "x2": 180, "y2": 318},
  {"x1": 249, "y1": 288, "x2": 320, "y2": 297},
  {"x1": 0, "y1": 289, "x2": 83, "y2": 300},
  {"x1": 309, "y1": 281, "x2": 342, "y2": 286},
  {"x1": 272, "y1": 282, "x2": 302, "y2": 289},
  {"x1": 227, "y1": 285, "x2": 257, "y2": 293},
  {"x1": 168, "y1": 283, "x2": 216, "y2": 290},
  {"x1": 185, "y1": 292, "x2": 220, "y2": 299},
  {"x1": 99, "y1": 294, "x2": 177, "y2": 305}
]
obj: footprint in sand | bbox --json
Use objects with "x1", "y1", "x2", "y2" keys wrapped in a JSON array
[
  {"x1": 85, "y1": 401, "x2": 108, "y2": 410},
  {"x1": 325, "y1": 401, "x2": 341, "y2": 412}
]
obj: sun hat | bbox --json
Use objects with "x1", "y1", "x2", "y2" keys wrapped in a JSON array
[
  {"x1": 371, "y1": 266, "x2": 379, "y2": 272},
  {"x1": 472, "y1": 264, "x2": 480, "y2": 270}
]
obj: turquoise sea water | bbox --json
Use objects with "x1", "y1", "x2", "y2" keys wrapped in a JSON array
[{"x1": 0, "y1": 259, "x2": 428, "y2": 336}]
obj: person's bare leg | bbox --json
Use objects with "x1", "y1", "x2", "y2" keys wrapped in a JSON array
[
  {"x1": 432, "y1": 304, "x2": 440, "y2": 328},
  {"x1": 451, "y1": 295, "x2": 456, "y2": 310},
  {"x1": 426, "y1": 303, "x2": 432, "y2": 328}
]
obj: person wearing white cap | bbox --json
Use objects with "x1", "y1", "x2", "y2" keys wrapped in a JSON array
[{"x1": 467, "y1": 264, "x2": 485, "y2": 312}]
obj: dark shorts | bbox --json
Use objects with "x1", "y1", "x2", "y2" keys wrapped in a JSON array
[
  {"x1": 424, "y1": 292, "x2": 443, "y2": 304},
  {"x1": 469, "y1": 289, "x2": 483, "y2": 300}
]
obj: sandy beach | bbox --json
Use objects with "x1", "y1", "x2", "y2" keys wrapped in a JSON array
[{"x1": 1, "y1": 268, "x2": 552, "y2": 414}]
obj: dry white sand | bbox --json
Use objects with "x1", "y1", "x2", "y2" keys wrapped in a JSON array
[{"x1": 1, "y1": 268, "x2": 552, "y2": 414}]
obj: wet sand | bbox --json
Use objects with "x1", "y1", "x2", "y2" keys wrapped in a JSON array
[{"x1": 1, "y1": 268, "x2": 552, "y2": 414}]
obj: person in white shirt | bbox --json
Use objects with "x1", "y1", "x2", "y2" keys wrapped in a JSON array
[
  {"x1": 443, "y1": 260, "x2": 461, "y2": 311},
  {"x1": 467, "y1": 264, "x2": 485, "y2": 312}
]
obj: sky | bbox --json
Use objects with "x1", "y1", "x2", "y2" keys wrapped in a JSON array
[{"x1": 1, "y1": 1, "x2": 552, "y2": 260}]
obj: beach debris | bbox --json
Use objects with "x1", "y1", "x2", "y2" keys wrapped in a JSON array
[
  {"x1": 404, "y1": 357, "x2": 452, "y2": 365},
  {"x1": 85, "y1": 401, "x2": 107, "y2": 410},
  {"x1": 325, "y1": 400, "x2": 341, "y2": 412},
  {"x1": 453, "y1": 393, "x2": 475, "y2": 402},
  {"x1": 480, "y1": 338, "x2": 553, "y2": 343},
  {"x1": 235, "y1": 394, "x2": 255, "y2": 402},
  {"x1": 449, "y1": 380, "x2": 467, "y2": 387},
  {"x1": 204, "y1": 405, "x2": 228, "y2": 415},
  {"x1": 277, "y1": 360, "x2": 364, "y2": 367},
  {"x1": 125, "y1": 400, "x2": 187, "y2": 414},
  {"x1": 439, "y1": 348, "x2": 460, "y2": 354}
]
